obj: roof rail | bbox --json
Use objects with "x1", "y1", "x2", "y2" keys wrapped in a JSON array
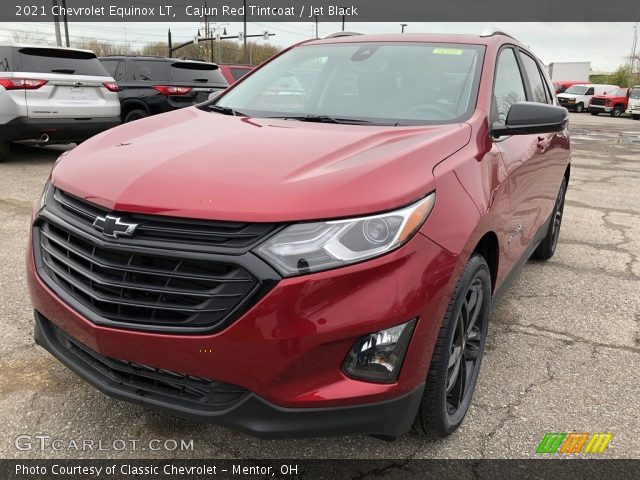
[
  {"x1": 480, "y1": 28, "x2": 516, "y2": 40},
  {"x1": 324, "y1": 31, "x2": 363, "y2": 39}
]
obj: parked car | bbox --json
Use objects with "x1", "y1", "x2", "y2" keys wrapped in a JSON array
[
  {"x1": 552, "y1": 80, "x2": 591, "y2": 94},
  {"x1": 98, "y1": 56, "x2": 228, "y2": 122},
  {"x1": 217, "y1": 64, "x2": 253, "y2": 84},
  {"x1": 29, "y1": 31, "x2": 570, "y2": 439},
  {"x1": 626, "y1": 85, "x2": 640, "y2": 120},
  {"x1": 0, "y1": 44, "x2": 120, "y2": 161},
  {"x1": 557, "y1": 83, "x2": 618, "y2": 112},
  {"x1": 589, "y1": 87, "x2": 630, "y2": 117}
]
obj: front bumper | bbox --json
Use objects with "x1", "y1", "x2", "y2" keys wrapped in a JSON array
[
  {"x1": 588, "y1": 105, "x2": 611, "y2": 113},
  {"x1": 34, "y1": 311, "x2": 424, "y2": 438},
  {"x1": 0, "y1": 116, "x2": 121, "y2": 142},
  {"x1": 28, "y1": 226, "x2": 458, "y2": 436}
]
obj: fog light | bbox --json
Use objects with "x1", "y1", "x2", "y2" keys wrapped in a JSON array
[{"x1": 342, "y1": 319, "x2": 417, "y2": 383}]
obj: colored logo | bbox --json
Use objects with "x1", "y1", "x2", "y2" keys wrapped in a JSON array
[{"x1": 536, "y1": 432, "x2": 613, "y2": 454}]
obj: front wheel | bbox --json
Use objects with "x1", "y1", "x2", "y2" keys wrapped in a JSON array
[
  {"x1": 575, "y1": 103, "x2": 584, "y2": 113},
  {"x1": 413, "y1": 254, "x2": 491, "y2": 437},
  {"x1": 632, "y1": 114, "x2": 640, "y2": 121},
  {"x1": 590, "y1": 111, "x2": 599, "y2": 116},
  {"x1": 611, "y1": 106, "x2": 622, "y2": 117}
]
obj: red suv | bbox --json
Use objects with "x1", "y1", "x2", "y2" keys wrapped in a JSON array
[{"x1": 28, "y1": 32, "x2": 570, "y2": 439}]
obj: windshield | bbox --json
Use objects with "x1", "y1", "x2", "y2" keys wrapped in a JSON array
[
  {"x1": 630, "y1": 87, "x2": 640, "y2": 100},
  {"x1": 608, "y1": 88, "x2": 628, "y2": 97},
  {"x1": 564, "y1": 85, "x2": 589, "y2": 95},
  {"x1": 211, "y1": 42, "x2": 485, "y2": 125}
]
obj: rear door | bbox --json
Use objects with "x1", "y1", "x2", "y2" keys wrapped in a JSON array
[{"x1": 15, "y1": 47, "x2": 120, "y2": 119}]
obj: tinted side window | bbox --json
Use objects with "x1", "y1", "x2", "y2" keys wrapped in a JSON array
[
  {"x1": 520, "y1": 52, "x2": 549, "y2": 104},
  {"x1": 493, "y1": 48, "x2": 527, "y2": 123},
  {"x1": 231, "y1": 68, "x2": 250, "y2": 81},
  {"x1": 133, "y1": 60, "x2": 170, "y2": 81},
  {"x1": 0, "y1": 46, "x2": 13, "y2": 72},
  {"x1": 17, "y1": 48, "x2": 108, "y2": 76},
  {"x1": 585, "y1": 87, "x2": 595, "y2": 95}
]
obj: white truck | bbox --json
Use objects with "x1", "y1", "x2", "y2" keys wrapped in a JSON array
[
  {"x1": 626, "y1": 85, "x2": 640, "y2": 120},
  {"x1": 547, "y1": 62, "x2": 591, "y2": 82}
]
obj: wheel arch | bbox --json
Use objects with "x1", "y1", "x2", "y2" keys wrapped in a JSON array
[
  {"x1": 120, "y1": 100, "x2": 150, "y2": 121},
  {"x1": 471, "y1": 232, "x2": 499, "y2": 293}
]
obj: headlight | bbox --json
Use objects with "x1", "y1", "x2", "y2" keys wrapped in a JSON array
[{"x1": 255, "y1": 193, "x2": 435, "y2": 276}]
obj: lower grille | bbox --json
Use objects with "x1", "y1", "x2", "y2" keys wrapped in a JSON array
[
  {"x1": 590, "y1": 98, "x2": 605, "y2": 106},
  {"x1": 48, "y1": 318, "x2": 248, "y2": 409}
]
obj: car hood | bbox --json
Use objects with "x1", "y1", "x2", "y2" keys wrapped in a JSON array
[
  {"x1": 52, "y1": 107, "x2": 471, "y2": 222},
  {"x1": 557, "y1": 93, "x2": 580, "y2": 99}
]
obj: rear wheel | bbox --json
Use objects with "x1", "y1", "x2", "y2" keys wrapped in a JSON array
[
  {"x1": 532, "y1": 177, "x2": 567, "y2": 260},
  {"x1": 575, "y1": 103, "x2": 584, "y2": 113},
  {"x1": 590, "y1": 111, "x2": 599, "y2": 116},
  {"x1": 0, "y1": 141, "x2": 9, "y2": 162},
  {"x1": 413, "y1": 254, "x2": 491, "y2": 437},
  {"x1": 124, "y1": 109, "x2": 149, "y2": 123},
  {"x1": 611, "y1": 106, "x2": 623, "y2": 117}
]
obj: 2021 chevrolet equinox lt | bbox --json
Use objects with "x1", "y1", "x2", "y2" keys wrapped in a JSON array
[
  {"x1": 0, "y1": 44, "x2": 121, "y2": 161},
  {"x1": 27, "y1": 32, "x2": 570, "y2": 439}
]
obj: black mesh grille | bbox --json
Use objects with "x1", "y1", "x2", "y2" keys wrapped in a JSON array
[
  {"x1": 590, "y1": 98, "x2": 605, "y2": 106},
  {"x1": 49, "y1": 319, "x2": 249, "y2": 408},
  {"x1": 33, "y1": 188, "x2": 280, "y2": 333}
]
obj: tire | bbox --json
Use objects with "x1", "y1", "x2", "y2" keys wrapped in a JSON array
[
  {"x1": 413, "y1": 254, "x2": 491, "y2": 437},
  {"x1": 0, "y1": 141, "x2": 9, "y2": 162},
  {"x1": 124, "y1": 109, "x2": 149, "y2": 123},
  {"x1": 611, "y1": 106, "x2": 622, "y2": 117},
  {"x1": 590, "y1": 111, "x2": 599, "y2": 116},
  {"x1": 532, "y1": 177, "x2": 567, "y2": 260},
  {"x1": 575, "y1": 103, "x2": 584, "y2": 113},
  {"x1": 632, "y1": 115, "x2": 640, "y2": 121}
]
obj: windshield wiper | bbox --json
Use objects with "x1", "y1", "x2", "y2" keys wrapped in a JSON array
[
  {"x1": 208, "y1": 105, "x2": 244, "y2": 116},
  {"x1": 277, "y1": 115, "x2": 398, "y2": 126}
]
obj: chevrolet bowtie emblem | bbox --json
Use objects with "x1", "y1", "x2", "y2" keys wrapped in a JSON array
[{"x1": 92, "y1": 215, "x2": 138, "y2": 238}]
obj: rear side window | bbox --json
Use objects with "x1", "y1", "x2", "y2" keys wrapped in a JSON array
[
  {"x1": 133, "y1": 60, "x2": 170, "y2": 81},
  {"x1": 230, "y1": 67, "x2": 251, "y2": 81},
  {"x1": 17, "y1": 48, "x2": 109, "y2": 76},
  {"x1": 493, "y1": 48, "x2": 527, "y2": 123},
  {"x1": 171, "y1": 62, "x2": 227, "y2": 84},
  {"x1": 520, "y1": 53, "x2": 549, "y2": 104}
]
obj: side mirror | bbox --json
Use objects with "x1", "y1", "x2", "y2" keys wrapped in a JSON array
[
  {"x1": 208, "y1": 90, "x2": 223, "y2": 101},
  {"x1": 491, "y1": 102, "x2": 568, "y2": 138}
]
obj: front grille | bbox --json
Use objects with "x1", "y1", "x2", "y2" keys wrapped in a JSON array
[
  {"x1": 590, "y1": 98, "x2": 605, "y2": 106},
  {"x1": 34, "y1": 188, "x2": 280, "y2": 333},
  {"x1": 54, "y1": 188, "x2": 279, "y2": 251},
  {"x1": 48, "y1": 318, "x2": 249, "y2": 409}
]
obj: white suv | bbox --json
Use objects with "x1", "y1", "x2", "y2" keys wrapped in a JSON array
[{"x1": 0, "y1": 44, "x2": 121, "y2": 161}]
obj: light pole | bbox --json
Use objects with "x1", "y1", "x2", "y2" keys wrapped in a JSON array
[{"x1": 400, "y1": 23, "x2": 408, "y2": 33}]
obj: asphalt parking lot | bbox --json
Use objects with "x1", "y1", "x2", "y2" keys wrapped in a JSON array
[{"x1": 0, "y1": 112, "x2": 638, "y2": 459}]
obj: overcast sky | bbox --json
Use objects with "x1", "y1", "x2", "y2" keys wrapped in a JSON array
[{"x1": 1, "y1": 22, "x2": 637, "y2": 72}]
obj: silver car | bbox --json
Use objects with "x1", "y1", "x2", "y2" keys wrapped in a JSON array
[{"x1": 0, "y1": 44, "x2": 121, "y2": 161}]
